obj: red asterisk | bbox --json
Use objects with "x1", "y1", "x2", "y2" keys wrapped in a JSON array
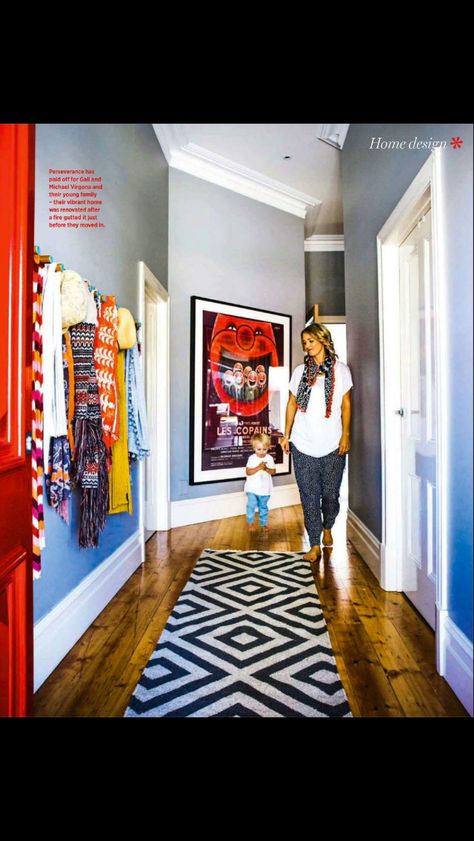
[{"x1": 450, "y1": 136, "x2": 463, "y2": 149}]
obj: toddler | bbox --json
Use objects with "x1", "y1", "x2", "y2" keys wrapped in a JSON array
[{"x1": 244, "y1": 433, "x2": 276, "y2": 534}]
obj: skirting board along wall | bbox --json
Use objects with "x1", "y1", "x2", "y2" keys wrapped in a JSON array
[
  {"x1": 34, "y1": 528, "x2": 144, "y2": 691},
  {"x1": 171, "y1": 483, "x2": 301, "y2": 528},
  {"x1": 439, "y1": 610, "x2": 473, "y2": 716},
  {"x1": 348, "y1": 508, "x2": 472, "y2": 715},
  {"x1": 347, "y1": 508, "x2": 381, "y2": 583}
]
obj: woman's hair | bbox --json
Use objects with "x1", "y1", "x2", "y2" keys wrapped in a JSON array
[
  {"x1": 300, "y1": 323, "x2": 338, "y2": 361},
  {"x1": 251, "y1": 432, "x2": 271, "y2": 448}
]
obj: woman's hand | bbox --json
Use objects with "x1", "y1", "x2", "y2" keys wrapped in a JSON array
[
  {"x1": 280, "y1": 435, "x2": 290, "y2": 454},
  {"x1": 338, "y1": 434, "x2": 351, "y2": 455}
]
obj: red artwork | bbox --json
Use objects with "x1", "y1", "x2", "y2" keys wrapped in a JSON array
[{"x1": 209, "y1": 314, "x2": 279, "y2": 417}]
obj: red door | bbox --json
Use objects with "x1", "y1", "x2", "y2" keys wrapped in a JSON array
[{"x1": 0, "y1": 124, "x2": 35, "y2": 716}]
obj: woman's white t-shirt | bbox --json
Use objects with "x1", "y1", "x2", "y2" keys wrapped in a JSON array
[
  {"x1": 289, "y1": 360, "x2": 353, "y2": 457},
  {"x1": 244, "y1": 454, "x2": 275, "y2": 495}
]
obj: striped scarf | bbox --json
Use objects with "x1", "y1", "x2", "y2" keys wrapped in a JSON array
[
  {"x1": 70, "y1": 322, "x2": 109, "y2": 547},
  {"x1": 46, "y1": 336, "x2": 72, "y2": 523},
  {"x1": 32, "y1": 270, "x2": 45, "y2": 577},
  {"x1": 296, "y1": 353, "x2": 336, "y2": 418}
]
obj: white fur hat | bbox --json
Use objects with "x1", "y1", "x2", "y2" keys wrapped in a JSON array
[{"x1": 60, "y1": 270, "x2": 87, "y2": 332}]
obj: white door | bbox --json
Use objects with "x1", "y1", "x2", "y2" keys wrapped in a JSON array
[
  {"x1": 399, "y1": 208, "x2": 437, "y2": 628},
  {"x1": 144, "y1": 289, "x2": 158, "y2": 537}
]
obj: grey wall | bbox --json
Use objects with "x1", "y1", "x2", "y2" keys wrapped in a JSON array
[
  {"x1": 305, "y1": 250, "x2": 345, "y2": 316},
  {"x1": 169, "y1": 169, "x2": 306, "y2": 501},
  {"x1": 342, "y1": 123, "x2": 472, "y2": 641},
  {"x1": 34, "y1": 123, "x2": 168, "y2": 621}
]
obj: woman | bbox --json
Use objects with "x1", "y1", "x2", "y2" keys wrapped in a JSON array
[{"x1": 281, "y1": 323, "x2": 352, "y2": 561}]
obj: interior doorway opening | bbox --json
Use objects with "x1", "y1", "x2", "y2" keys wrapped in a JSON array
[{"x1": 138, "y1": 262, "x2": 170, "y2": 548}]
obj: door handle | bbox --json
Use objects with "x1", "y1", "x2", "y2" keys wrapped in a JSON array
[{"x1": 395, "y1": 408, "x2": 405, "y2": 417}]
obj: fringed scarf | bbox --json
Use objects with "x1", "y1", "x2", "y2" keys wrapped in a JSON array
[
  {"x1": 296, "y1": 353, "x2": 336, "y2": 418},
  {"x1": 70, "y1": 322, "x2": 109, "y2": 547},
  {"x1": 94, "y1": 295, "x2": 119, "y2": 449},
  {"x1": 125, "y1": 344, "x2": 150, "y2": 461},
  {"x1": 32, "y1": 269, "x2": 45, "y2": 578},
  {"x1": 109, "y1": 351, "x2": 132, "y2": 515},
  {"x1": 63, "y1": 332, "x2": 75, "y2": 457},
  {"x1": 46, "y1": 336, "x2": 73, "y2": 523}
]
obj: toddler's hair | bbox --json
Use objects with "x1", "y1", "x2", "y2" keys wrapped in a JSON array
[{"x1": 251, "y1": 432, "x2": 271, "y2": 448}]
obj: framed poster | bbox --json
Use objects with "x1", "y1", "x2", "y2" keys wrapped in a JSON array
[{"x1": 190, "y1": 296, "x2": 292, "y2": 484}]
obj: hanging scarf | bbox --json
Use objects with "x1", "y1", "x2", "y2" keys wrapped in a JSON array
[
  {"x1": 42, "y1": 263, "x2": 68, "y2": 463},
  {"x1": 109, "y1": 351, "x2": 132, "y2": 514},
  {"x1": 296, "y1": 352, "x2": 336, "y2": 418},
  {"x1": 93, "y1": 294, "x2": 119, "y2": 448},
  {"x1": 63, "y1": 332, "x2": 75, "y2": 457},
  {"x1": 70, "y1": 322, "x2": 109, "y2": 547},
  {"x1": 125, "y1": 344, "x2": 150, "y2": 461},
  {"x1": 32, "y1": 269, "x2": 45, "y2": 577},
  {"x1": 46, "y1": 336, "x2": 73, "y2": 523}
]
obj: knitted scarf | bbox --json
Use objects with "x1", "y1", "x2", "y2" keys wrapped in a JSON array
[
  {"x1": 46, "y1": 335, "x2": 73, "y2": 523},
  {"x1": 94, "y1": 294, "x2": 119, "y2": 449},
  {"x1": 70, "y1": 322, "x2": 109, "y2": 547},
  {"x1": 125, "y1": 344, "x2": 150, "y2": 461},
  {"x1": 32, "y1": 269, "x2": 45, "y2": 577},
  {"x1": 296, "y1": 352, "x2": 336, "y2": 418}
]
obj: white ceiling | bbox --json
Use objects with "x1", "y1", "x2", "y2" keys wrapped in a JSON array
[{"x1": 154, "y1": 124, "x2": 346, "y2": 238}]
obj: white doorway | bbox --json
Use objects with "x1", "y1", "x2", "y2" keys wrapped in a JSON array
[
  {"x1": 377, "y1": 151, "x2": 448, "y2": 668},
  {"x1": 399, "y1": 208, "x2": 436, "y2": 627},
  {"x1": 138, "y1": 262, "x2": 170, "y2": 542}
]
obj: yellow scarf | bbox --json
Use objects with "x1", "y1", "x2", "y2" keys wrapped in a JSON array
[{"x1": 108, "y1": 351, "x2": 132, "y2": 515}]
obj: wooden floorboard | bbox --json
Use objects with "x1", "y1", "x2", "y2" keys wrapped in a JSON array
[{"x1": 33, "y1": 506, "x2": 468, "y2": 717}]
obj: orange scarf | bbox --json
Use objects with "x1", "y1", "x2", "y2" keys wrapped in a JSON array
[{"x1": 94, "y1": 295, "x2": 119, "y2": 448}]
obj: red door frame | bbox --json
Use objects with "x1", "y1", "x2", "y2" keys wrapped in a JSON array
[{"x1": 0, "y1": 124, "x2": 35, "y2": 716}]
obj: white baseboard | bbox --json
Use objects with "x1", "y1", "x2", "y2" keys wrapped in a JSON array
[
  {"x1": 438, "y1": 609, "x2": 473, "y2": 716},
  {"x1": 171, "y1": 483, "x2": 301, "y2": 528},
  {"x1": 34, "y1": 528, "x2": 144, "y2": 692},
  {"x1": 347, "y1": 508, "x2": 381, "y2": 583}
]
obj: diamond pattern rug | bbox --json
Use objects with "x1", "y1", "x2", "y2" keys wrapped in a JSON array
[{"x1": 125, "y1": 549, "x2": 352, "y2": 717}]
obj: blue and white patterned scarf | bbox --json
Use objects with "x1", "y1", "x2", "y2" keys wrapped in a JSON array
[{"x1": 125, "y1": 344, "x2": 150, "y2": 460}]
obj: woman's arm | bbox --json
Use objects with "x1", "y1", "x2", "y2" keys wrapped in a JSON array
[
  {"x1": 339, "y1": 389, "x2": 352, "y2": 455},
  {"x1": 280, "y1": 392, "x2": 298, "y2": 454}
]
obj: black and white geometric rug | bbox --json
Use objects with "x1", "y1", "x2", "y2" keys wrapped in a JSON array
[{"x1": 125, "y1": 549, "x2": 352, "y2": 717}]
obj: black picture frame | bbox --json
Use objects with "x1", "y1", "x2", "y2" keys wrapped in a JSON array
[{"x1": 190, "y1": 295, "x2": 292, "y2": 485}]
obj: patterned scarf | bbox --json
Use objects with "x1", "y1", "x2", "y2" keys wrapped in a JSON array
[
  {"x1": 296, "y1": 352, "x2": 336, "y2": 418},
  {"x1": 46, "y1": 336, "x2": 73, "y2": 523},
  {"x1": 125, "y1": 344, "x2": 150, "y2": 461},
  {"x1": 70, "y1": 322, "x2": 109, "y2": 547},
  {"x1": 32, "y1": 269, "x2": 45, "y2": 577},
  {"x1": 94, "y1": 294, "x2": 119, "y2": 448}
]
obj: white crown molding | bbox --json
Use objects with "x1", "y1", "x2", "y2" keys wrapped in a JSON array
[
  {"x1": 305, "y1": 234, "x2": 345, "y2": 252},
  {"x1": 153, "y1": 123, "x2": 188, "y2": 163},
  {"x1": 319, "y1": 124, "x2": 350, "y2": 150},
  {"x1": 153, "y1": 124, "x2": 321, "y2": 219}
]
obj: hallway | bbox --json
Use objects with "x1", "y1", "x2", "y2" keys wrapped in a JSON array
[{"x1": 33, "y1": 508, "x2": 467, "y2": 717}]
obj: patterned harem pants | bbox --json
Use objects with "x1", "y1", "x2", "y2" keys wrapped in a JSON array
[{"x1": 291, "y1": 443, "x2": 346, "y2": 547}]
